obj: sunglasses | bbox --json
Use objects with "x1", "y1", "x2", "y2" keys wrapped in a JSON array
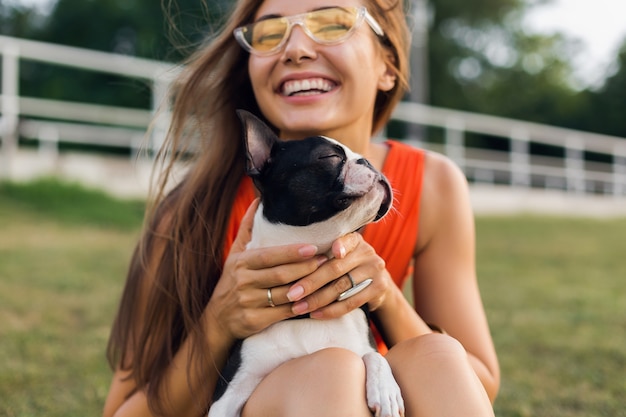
[{"x1": 234, "y1": 6, "x2": 385, "y2": 56}]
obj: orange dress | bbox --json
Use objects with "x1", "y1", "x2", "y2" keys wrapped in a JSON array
[{"x1": 223, "y1": 140, "x2": 425, "y2": 353}]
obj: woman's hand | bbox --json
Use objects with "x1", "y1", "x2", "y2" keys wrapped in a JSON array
[
  {"x1": 286, "y1": 232, "x2": 395, "y2": 319},
  {"x1": 206, "y1": 199, "x2": 327, "y2": 343}
]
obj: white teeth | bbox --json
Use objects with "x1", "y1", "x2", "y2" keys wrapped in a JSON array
[{"x1": 282, "y1": 78, "x2": 335, "y2": 96}]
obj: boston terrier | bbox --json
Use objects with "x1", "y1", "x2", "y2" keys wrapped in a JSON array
[{"x1": 208, "y1": 110, "x2": 404, "y2": 417}]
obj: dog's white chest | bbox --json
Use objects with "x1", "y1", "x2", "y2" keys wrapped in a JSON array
[{"x1": 242, "y1": 309, "x2": 372, "y2": 365}]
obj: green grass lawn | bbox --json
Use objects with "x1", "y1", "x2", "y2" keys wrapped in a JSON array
[
  {"x1": 477, "y1": 216, "x2": 626, "y2": 416},
  {"x1": 1, "y1": 179, "x2": 625, "y2": 416}
]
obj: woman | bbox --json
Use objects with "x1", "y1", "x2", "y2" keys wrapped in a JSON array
[{"x1": 104, "y1": 0, "x2": 500, "y2": 416}]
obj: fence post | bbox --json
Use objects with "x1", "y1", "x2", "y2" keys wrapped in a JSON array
[
  {"x1": 614, "y1": 144, "x2": 626, "y2": 197},
  {"x1": 445, "y1": 117, "x2": 465, "y2": 173},
  {"x1": 149, "y1": 74, "x2": 171, "y2": 158},
  {"x1": 565, "y1": 135, "x2": 585, "y2": 194},
  {"x1": 510, "y1": 126, "x2": 530, "y2": 188},
  {"x1": 37, "y1": 123, "x2": 59, "y2": 164},
  {"x1": 1, "y1": 42, "x2": 20, "y2": 178}
]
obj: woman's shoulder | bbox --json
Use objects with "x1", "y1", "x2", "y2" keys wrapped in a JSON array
[
  {"x1": 422, "y1": 150, "x2": 467, "y2": 190},
  {"x1": 416, "y1": 150, "x2": 474, "y2": 254}
]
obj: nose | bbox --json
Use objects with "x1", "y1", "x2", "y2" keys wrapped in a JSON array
[
  {"x1": 281, "y1": 24, "x2": 317, "y2": 64},
  {"x1": 356, "y1": 158, "x2": 374, "y2": 169}
]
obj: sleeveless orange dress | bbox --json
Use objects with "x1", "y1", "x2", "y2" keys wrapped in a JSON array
[{"x1": 223, "y1": 140, "x2": 425, "y2": 353}]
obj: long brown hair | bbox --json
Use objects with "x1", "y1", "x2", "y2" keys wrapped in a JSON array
[{"x1": 106, "y1": 0, "x2": 410, "y2": 414}]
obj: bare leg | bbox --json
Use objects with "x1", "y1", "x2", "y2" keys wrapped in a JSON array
[
  {"x1": 386, "y1": 333, "x2": 494, "y2": 417},
  {"x1": 242, "y1": 348, "x2": 373, "y2": 417}
]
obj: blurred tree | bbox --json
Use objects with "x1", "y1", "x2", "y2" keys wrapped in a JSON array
[
  {"x1": 573, "y1": 40, "x2": 626, "y2": 137},
  {"x1": 0, "y1": 2, "x2": 42, "y2": 38},
  {"x1": 33, "y1": 0, "x2": 232, "y2": 61},
  {"x1": 8, "y1": 0, "x2": 233, "y2": 110},
  {"x1": 426, "y1": 0, "x2": 585, "y2": 125}
]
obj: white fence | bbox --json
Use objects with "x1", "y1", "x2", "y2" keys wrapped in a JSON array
[
  {"x1": 0, "y1": 35, "x2": 173, "y2": 175},
  {"x1": 1, "y1": 35, "x2": 625, "y2": 198},
  {"x1": 391, "y1": 103, "x2": 626, "y2": 196}
]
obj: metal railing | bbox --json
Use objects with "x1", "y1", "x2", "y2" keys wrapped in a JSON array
[
  {"x1": 0, "y1": 35, "x2": 174, "y2": 173},
  {"x1": 391, "y1": 103, "x2": 626, "y2": 196},
  {"x1": 1, "y1": 35, "x2": 625, "y2": 197}
]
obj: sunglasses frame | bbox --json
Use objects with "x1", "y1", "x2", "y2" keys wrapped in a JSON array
[{"x1": 234, "y1": 6, "x2": 385, "y2": 56}]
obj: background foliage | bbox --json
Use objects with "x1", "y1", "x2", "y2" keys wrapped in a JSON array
[{"x1": 1, "y1": 0, "x2": 625, "y2": 137}]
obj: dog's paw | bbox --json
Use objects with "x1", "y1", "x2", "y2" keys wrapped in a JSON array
[{"x1": 363, "y1": 352, "x2": 405, "y2": 417}]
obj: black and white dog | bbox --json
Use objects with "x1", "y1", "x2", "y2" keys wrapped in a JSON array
[{"x1": 209, "y1": 110, "x2": 404, "y2": 417}]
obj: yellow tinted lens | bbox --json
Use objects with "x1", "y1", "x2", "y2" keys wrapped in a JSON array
[
  {"x1": 306, "y1": 7, "x2": 357, "y2": 42},
  {"x1": 247, "y1": 17, "x2": 289, "y2": 52}
]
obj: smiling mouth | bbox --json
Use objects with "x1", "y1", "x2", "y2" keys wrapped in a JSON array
[{"x1": 281, "y1": 78, "x2": 337, "y2": 96}]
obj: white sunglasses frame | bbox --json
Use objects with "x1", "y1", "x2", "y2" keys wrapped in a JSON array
[{"x1": 233, "y1": 6, "x2": 385, "y2": 56}]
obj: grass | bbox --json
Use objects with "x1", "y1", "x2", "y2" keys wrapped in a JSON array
[
  {"x1": 477, "y1": 216, "x2": 626, "y2": 416},
  {"x1": 0, "y1": 179, "x2": 144, "y2": 417},
  {"x1": 1, "y1": 179, "x2": 625, "y2": 416}
]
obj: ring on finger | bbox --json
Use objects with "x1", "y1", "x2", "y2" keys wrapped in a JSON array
[
  {"x1": 337, "y1": 276, "x2": 373, "y2": 301},
  {"x1": 267, "y1": 288, "x2": 276, "y2": 307},
  {"x1": 346, "y1": 272, "x2": 356, "y2": 288}
]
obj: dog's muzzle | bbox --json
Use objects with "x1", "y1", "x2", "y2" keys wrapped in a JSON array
[{"x1": 374, "y1": 176, "x2": 392, "y2": 221}]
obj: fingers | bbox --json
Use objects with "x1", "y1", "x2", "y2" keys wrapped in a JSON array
[
  {"x1": 331, "y1": 232, "x2": 362, "y2": 259},
  {"x1": 290, "y1": 272, "x2": 357, "y2": 315},
  {"x1": 289, "y1": 237, "x2": 390, "y2": 318},
  {"x1": 229, "y1": 198, "x2": 259, "y2": 256},
  {"x1": 289, "y1": 233, "x2": 372, "y2": 301},
  {"x1": 225, "y1": 200, "x2": 326, "y2": 288},
  {"x1": 244, "y1": 244, "x2": 323, "y2": 272},
  {"x1": 288, "y1": 233, "x2": 365, "y2": 300},
  {"x1": 214, "y1": 199, "x2": 330, "y2": 338},
  {"x1": 306, "y1": 271, "x2": 381, "y2": 320},
  {"x1": 337, "y1": 278, "x2": 373, "y2": 302},
  {"x1": 229, "y1": 199, "x2": 321, "y2": 269}
]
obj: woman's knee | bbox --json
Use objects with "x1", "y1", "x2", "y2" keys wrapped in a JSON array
[
  {"x1": 243, "y1": 348, "x2": 371, "y2": 417},
  {"x1": 386, "y1": 334, "x2": 494, "y2": 417},
  {"x1": 386, "y1": 333, "x2": 477, "y2": 396},
  {"x1": 387, "y1": 332, "x2": 467, "y2": 368}
]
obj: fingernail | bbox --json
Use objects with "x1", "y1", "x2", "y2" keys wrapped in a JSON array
[
  {"x1": 309, "y1": 310, "x2": 323, "y2": 319},
  {"x1": 338, "y1": 245, "x2": 346, "y2": 258},
  {"x1": 317, "y1": 255, "x2": 329, "y2": 266},
  {"x1": 292, "y1": 301, "x2": 309, "y2": 315},
  {"x1": 299, "y1": 245, "x2": 318, "y2": 257},
  {"x1": 287, "y1": 285, "x2": 304, "y2": 302}
]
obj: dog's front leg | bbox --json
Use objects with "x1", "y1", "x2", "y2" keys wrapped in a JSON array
[
  {"x1": 209, "y1": 327, "x2": 296, "y2": 417},
  {"x1": 362, "y1": 351, "x2": 405, "y2": 417}
]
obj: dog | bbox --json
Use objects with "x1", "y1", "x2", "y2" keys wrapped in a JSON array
[{"x1": 208, "y1": 110, "x2": 404, "y2": 417}]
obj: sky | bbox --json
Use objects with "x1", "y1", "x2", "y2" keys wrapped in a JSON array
[{"x1": 10, "y1": 0, "x2": 626, "y2": 89}]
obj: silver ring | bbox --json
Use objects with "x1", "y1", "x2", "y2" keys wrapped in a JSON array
[
  {"x1": 347, "y1": 272, "x2": 356, "y2": 288},
  {"x1": 337, "y1": 278, "x2": 373, "y2": 302},
  {"x1": 267, "y1": 288, "x2": 276, "y2": 307}
]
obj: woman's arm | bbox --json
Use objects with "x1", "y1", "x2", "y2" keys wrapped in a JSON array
[{"x1": 410, "y1": 151, "x2": 500, "y2": 401}]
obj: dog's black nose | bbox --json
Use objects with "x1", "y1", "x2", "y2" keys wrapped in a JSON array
[{"x1": 356, "y1": 158, "x2": 373, "y2": 169}]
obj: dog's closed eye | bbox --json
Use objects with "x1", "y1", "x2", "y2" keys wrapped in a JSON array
[{"x1": 318, "y1": 153, "x2": 344, "y2": 162}]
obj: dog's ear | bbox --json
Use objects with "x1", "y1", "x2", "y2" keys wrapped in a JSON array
[{"x1": 236, "y1": 110, "x2": 278, "y2": 177}]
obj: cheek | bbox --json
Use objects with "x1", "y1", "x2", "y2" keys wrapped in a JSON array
[{"x1": 248, "y1": 58, "x2": 271, "y2": 97}]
